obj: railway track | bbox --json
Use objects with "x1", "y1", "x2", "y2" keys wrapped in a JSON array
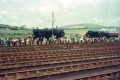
[
  {"x1": 0, "y1": 47, "x2": 120, "y2": 69},
  {"x1": 0, "y1": 42, "x2": 120, "y2": 53},
  {"x1": 34, "y1": 65, "x2": 120, "y2": 80},
  {"x1": 0, "y1": 53, "x2": 120, "y2": 70},
  {"x1": 0, "y1": 42, "x2": 120, "y2": 80},
  {"x1": 0, "y1": 58, "x2": 120, "y2": 79}
]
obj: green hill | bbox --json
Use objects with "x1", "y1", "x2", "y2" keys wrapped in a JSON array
[
  {"x1": 60, "y1": 23, "x2": 103, "y2": 29},
  {"x1": 0, "y1": 24, "x2": 32, "y2": 38}
]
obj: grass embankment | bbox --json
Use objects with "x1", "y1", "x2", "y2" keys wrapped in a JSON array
[
  {"x1": 0, "y1": 29, "x2": 32, "y2": 38},
  {"x1": 0, "y1": 28, "x2": 100, "y2": 38}
]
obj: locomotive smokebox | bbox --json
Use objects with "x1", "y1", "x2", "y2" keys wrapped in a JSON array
[
  {"x1": 85, "y1": 30, "x2": 119, "y2": 38},
  {"x1": 33, "y1": 28, "x2": 65, "y2": 40}
]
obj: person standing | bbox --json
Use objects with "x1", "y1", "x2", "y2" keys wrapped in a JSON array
[
  {"x1": 0, "y1": 38, "x2": 1, "y2": 46},
  {"x1": 7, "y1": 38, "x2": 11, "y2": 46},
  {"x1": 36, "y1": 37, "x2": 39, "y2": 45}
]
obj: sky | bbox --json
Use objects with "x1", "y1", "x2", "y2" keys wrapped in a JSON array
[{"x1": 0, "y1": 0, "x2": 120, "y2": 28}]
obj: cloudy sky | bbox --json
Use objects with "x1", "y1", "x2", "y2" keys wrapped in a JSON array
[{"x1": 0, "y1": 0, "x2": 120, "y2": 28}]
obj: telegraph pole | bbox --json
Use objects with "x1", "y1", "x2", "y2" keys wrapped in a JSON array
[
  {"x1": 119, "y1": 22, "x2": 120, "y2": 37},
  {"x1": 105, "y1": 0, "x2": 108, "y2": 29},
  {"x1": 52, "y1": 12, "x2": 54, "y2": 36}
]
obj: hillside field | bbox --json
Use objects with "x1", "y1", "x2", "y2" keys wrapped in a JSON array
[
  {"x1": 0, "y1": 28, "x2": 32, "y2": 38},
  {"x1": 0, "y1": 28, "x2": 99, "y2": 38},
  {"x1": 64, "y1": 28, "x2": 100, "y2": 37},
  {"x1": 0, "y1": 23, "x2": 119, "y2": 38}
]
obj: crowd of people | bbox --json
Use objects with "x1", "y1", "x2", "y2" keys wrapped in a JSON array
[{"x1": 0, "y1": 35, "x2": 120, "y2": 46}]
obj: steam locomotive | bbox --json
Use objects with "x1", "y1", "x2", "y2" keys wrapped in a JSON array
[
  {"x1": 85, "y1": 30, "x2": 119, "y2": 38},
  {"x1": 33, "y1": 28, "x2": 65, "y2": 40}
]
